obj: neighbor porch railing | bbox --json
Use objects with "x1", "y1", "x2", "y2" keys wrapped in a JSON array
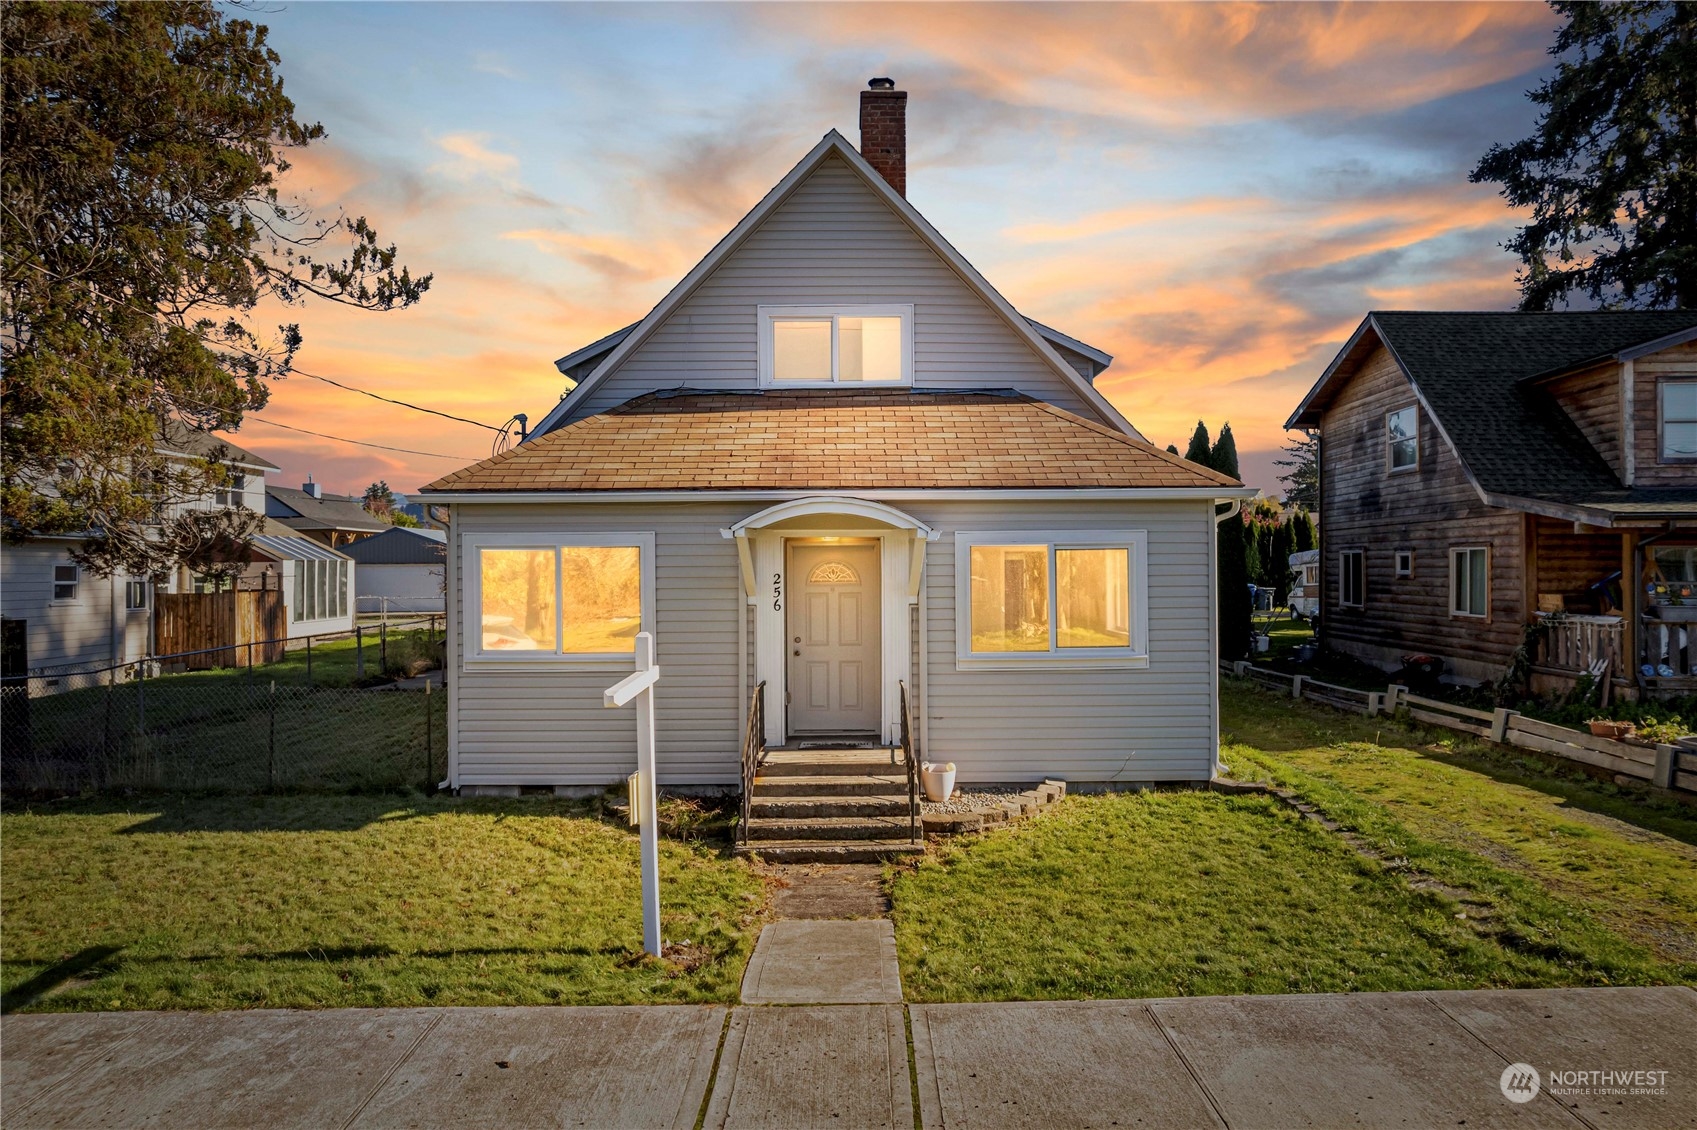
[
  {"x1": 737, "y1": 681, "x2": 766, "y2": 846},
  {"x1": 1534, "y1": 612, "x2": 1624, "y2": 677},
  {"x1": 898, "y1": 679, "x2": 919, "y2": 842}
]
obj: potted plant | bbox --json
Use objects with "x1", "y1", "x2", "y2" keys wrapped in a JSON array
[{"x1": 1587, "y1": 718, "x2": 1635, "y2": 740}]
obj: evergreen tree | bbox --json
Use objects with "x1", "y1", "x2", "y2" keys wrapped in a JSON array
[
  {"x1": 1217, "y1": 515, "x2": 1252, "y2": 661},
  {"x1": 1183, "y1": 421, "x2": 1212, "y2": 467},
  {"x1": 1269, "y1": 521, "x2": 1294, "y2": 607},
  {"x1": 1243, "y1": 517, "x2": 1263, "y2": 585},
  {"x1": 1166, "y1": 443, "x2": 1179, "y2": 455},
  {"x1": 1276, "y1": 431, "x2": 1319, "y2": 509},
  {"x1": 1472, "y1": 2, "x2": 1697, "y2": 309},
  {"x1": 1210, "y1": 423, "x2": 1241, "y2": 480},
  {"x1": 2, "y1": 1, "x2": 431, "y2": 576},
  {"x1": 1294, "y1": 509, "x2": 1317, "y2": 553}
]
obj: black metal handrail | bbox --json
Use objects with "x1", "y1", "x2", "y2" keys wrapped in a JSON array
[
  {"x1": 738, "y1": 681, "x2": 766, "y2": 845},
  {"x1": 899, "y1": 679, "x2": 919, "y2": 843}
]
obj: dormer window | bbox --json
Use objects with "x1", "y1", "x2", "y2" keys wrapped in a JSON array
[
  {"x1": 759, "y1": 305, "x2": 912, "y2": 386},
  {"x1": 1661, "y1": 379, "x2": 1697, "y2": 462},
  {"x1": 1386, "y1": 405, "x2": 1419, "y2": 472}
]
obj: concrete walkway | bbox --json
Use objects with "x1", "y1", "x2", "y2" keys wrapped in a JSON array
[{"x1": 4, "y1": 986, "x2": 1693, "y2": 1129}]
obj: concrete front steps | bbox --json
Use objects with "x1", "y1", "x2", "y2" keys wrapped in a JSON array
[{"x1": 736, "y1": 746, "x2": 924, "y2": 864}]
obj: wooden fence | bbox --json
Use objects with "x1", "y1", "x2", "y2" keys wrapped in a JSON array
[
  {"x1": 1225, "y1": 661, "x2": 1696, "y2": 795},
  {"x1": 155, "y1": 590, "x2": 287, "y2": 669}
]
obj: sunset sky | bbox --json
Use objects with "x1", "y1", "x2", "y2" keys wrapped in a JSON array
[{"x1": 234, "y1": 1, "x2": 1562, "y2": 498}]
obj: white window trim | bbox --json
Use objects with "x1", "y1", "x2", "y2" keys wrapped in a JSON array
[
  {"x1": 1450, "y1": 545, "x2": 1490, "y2": 620},
  {"x1": 125, "y1": 579, "x2": 148, "y2": 612},
  {"x1": 1659, "y1": 378, "x2": 1697, "y2": 464},
  {"x1": 51, "y1": 564, "x2": 79, "y2": 604},
  {"x1": 954, "y1": 530, "x2": 1149, "y2": 671},
  {"x1": 1386, "y1": 405, "x2": 1420, "y2": 473},
  {"x1": 463, "y1": 531, "x2": 656, "y2": 671},
  {"x1": 1339, "y1": 549, "x2": 1365, "y2": 609},
  {"x1": 757, "y1": 303, "x2": 914, "y2": 388},
  {"x1": 1394, "y1": 549, "x2": 1413, "y2": 579}
]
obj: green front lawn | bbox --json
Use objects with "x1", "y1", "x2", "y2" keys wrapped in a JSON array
[
  {"x1": 1, "y1": 795, "x2": 766, "y2": 1012},
  {"x1": 890, "y1": 680, "x2": 1697, "y2": 1002}
]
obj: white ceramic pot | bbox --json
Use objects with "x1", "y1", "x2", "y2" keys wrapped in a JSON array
[{"x1": 920, "y1": 761, "x2": 957, "y2": 803}]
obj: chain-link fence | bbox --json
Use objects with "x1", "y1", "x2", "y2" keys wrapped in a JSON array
[{"x1": 2, "y1": 619, "x2": 447, "y2": 796}]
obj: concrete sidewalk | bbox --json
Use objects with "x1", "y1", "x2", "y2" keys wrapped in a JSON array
[{"x1": 4, "y1": 986, "x2": 1694, "y2": 1129}]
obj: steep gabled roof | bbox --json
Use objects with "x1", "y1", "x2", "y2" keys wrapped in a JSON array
[
  {"x1": 158, "y1": 422, "x2": 280, "y2": 471},
  {"x1": 266, "y1": 485, "x2": 390, "y2": 533},
  {"x1": 425, "y1": 388, "x2": 1239, "y2": 494},
  {"x1": 1287, "y1": 310, "x2": 1697, "y2": 517},
  {"x1": 531, "y1": 131, "x2": 1138, "y2": 441}
]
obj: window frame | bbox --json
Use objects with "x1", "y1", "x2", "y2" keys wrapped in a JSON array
[
  {"x1": 1450, "y1": 545, "x2": 1490, "y2": 620},
  {"x1": 1394, "y1": 549, "x2": 1414, "y2": 579},
  {"x1": 1339, "y1": 549, "x2": 1365, "y2": 609},
  {"x1": 51, "y1": 563, "x2": 79, "y2": 603},
  {"x1": 1385, "y1": 404, "x2": 1420, "y2": 473},
  {"x1": 125, "y1": 579, "x2": 148, "y2": 612},
  {"x1": 954, "y1": 530, "x2": 1149, "y2": 671},
  {"x1": 464, "y1": 531, "x2": 656, "y2": 669},
  {"x1": 757, "y1": 304, "x2": 914, "y2": 388},
  {"x1": 1658, "y1": 378, "x2": 1697, "y2": 464}
]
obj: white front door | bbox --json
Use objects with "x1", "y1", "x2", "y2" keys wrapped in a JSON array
[{"x1": 786, "y1": 542, "x2": 881, "y2": 734}]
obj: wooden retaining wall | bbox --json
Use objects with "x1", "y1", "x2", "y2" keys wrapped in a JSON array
[{"x1": 1225, "y1": 661, "x2": 1696, "y2": 796}]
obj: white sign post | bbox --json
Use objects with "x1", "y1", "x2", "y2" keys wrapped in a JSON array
[{"x1": 604, "y1": 631, "x2": 662, "y2": 957}]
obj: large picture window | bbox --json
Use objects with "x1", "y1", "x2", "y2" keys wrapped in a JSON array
[
  {"x1": 758, "y1": 305, "x2": 912, "y2": 386},
  {"x1": 1451, "y1": 546, "x2": 1489, "y2": 618},
  {"x1": 468, "y1": 534, "x2": 653, "y2": 663},
  {"x1": 956, "y1": 532, "x2": 1146, "y2": 668}
]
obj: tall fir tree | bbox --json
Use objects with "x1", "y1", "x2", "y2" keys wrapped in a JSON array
[
  {"x1": 1292, "y1": 509, "x2": 1316, "y2": 553},
  {"x1": 1217, "y1": 516, "x2": 1252, "y2": 661},
  {"x1": 1210, "y1": 424, "x2": 1241, "y2": 480},
  {"x1": 1269, "y1": 521, "x2": 1295, "y2": 607},
  {"x1": 1276, "y1": 431, "x2": 1319, "y2": 509},
  {"x1": 1183, "y1": 421, "x2": 1212, "y2": 467},
  {"x1": 1472, "y1": 1, "x2": 1697, "y2": 308}
]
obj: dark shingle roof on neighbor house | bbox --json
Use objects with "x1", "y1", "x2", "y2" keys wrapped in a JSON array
[
  {"x1": 339, "y1": 526, "x2": 446, "y2": 565},
  {"x1": 266, "y1": 485, "x2": 391, "y2": 534},
  {"x1": 158, "y1": 422, "x2": 280, "y2": 470},
  {"x1": 1289, "y1": 310, "x2": 1697, "y2": 515},
  {"x1": 425, "y1": 388, "x2": 1240, "y2": 494}
]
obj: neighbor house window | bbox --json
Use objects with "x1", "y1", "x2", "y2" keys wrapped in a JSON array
[
  {"x1": 214, "y1": 471, "x2": 247, "y2": 507},
  {"x1": 469, "y1": 534, "x2": 654, "y2": 662},
  {"x1": 125, "y1": 579, "x2": 148, "y2": 611},
  {"x1": 52, "y1": 564, "x2": 78, "y2": 602},
  {"x1": 1340, "y1": 550, "x2": 1364, "y2": 608},
  {"x1": 1386, "y1": 405, "x2": 1419, "y2": 471},
  {"x1": 1394, "y1": 549, "x2": 1413, "y2": 579},
  {"x1": 758, "y1": 305, "x2": 911, "y2": 386},
  {"x1": 1451, "y1": 547, "x2": 1489, "y2": 618},
  {"x1": 956, "y1": 532, "x2": 1146, "y2": 668},
  {"x1": 1662, "y1": 380, "x2": 1697, "y2": 461}
]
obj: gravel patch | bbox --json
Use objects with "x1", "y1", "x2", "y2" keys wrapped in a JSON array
[{"x1": 921, "y1": 786, "x2": 1024, "y2": 815}]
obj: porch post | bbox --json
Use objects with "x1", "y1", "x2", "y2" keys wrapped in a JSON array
[{"x1": 1622, "y1": 531, "x2": 1638, "y2": 683}]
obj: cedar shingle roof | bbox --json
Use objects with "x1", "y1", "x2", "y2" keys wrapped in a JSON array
[{"x1": 424, "y1": 389, "x2": 1238, "y2": 493}]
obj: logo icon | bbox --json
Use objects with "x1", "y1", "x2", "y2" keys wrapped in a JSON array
[{"x1": 1500, "y1": 1063, "x2": 1541, "y2": 1103}]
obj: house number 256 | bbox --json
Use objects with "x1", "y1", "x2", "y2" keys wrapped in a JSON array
[{"x1": 772, "y1": 572, "x2": 783, "y2": 612}]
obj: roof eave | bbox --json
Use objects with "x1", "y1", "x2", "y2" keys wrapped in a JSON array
[
  {"x1": 1284, "y1": 315, "x2": 1379, "y2": 431},
  {"x1": 416, "y1": 486, "x2": 1257, "y2": 504}
]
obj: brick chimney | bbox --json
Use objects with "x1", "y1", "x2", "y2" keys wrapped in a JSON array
[{"x1": 859, "y1": 77, "x2": 906, "y2": 196}]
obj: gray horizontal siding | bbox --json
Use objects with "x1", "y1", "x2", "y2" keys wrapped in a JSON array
[
  {"x1": 919, "y1": 500, "x2": 1216, "y2": 783},
  {"x1": 451, "y1": 497, "x2": 1218, "y2": 787},
  {"x1": 453, "y1": 502, "x2": 748, "y2": 786},
  {"x1": 566, "y1": 153, "x2": 1097, "y2": 423},
  {"x1": 0, "y1": 541, "x2": 139, "y2": 670}
]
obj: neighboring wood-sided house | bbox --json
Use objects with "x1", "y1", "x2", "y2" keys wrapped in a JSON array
[
  {"x1": 1287, "y1": 310, "x2": 1697, "y2": 696},
  {"x1": 419, "y1": 81, "x2": 1252, "y2": 811}
]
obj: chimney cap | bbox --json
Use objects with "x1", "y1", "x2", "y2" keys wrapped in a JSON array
[{"x1": 867, "y1": 77, "x2": 896, "y2": 91}]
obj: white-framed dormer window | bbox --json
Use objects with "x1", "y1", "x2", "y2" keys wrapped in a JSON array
[
  {"x1": 1339, "y1": 549, "x2": 1364, "y2": 609},
  {"x1": 52, "y1": 564, "x2": 78, "y2": 602},
  {"x1": 466, "y1": 532, "x2": 655, "y2": 666},
  {"x1": 955, "y1": 531, "x2": 1148, "y2": 670},
  {"x1": 758, "y1": 304, "x2": 912, "y2": 387},
  {"x1": 1451, "y1": 546, "x2": 1489, "y2": 619},
  {"x1": 1386, "y1": 405, "x2": 1419, "y2": 472},
  {"x1": 1661, "y1": 379, "x2": 1697, "y2": 462}
]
